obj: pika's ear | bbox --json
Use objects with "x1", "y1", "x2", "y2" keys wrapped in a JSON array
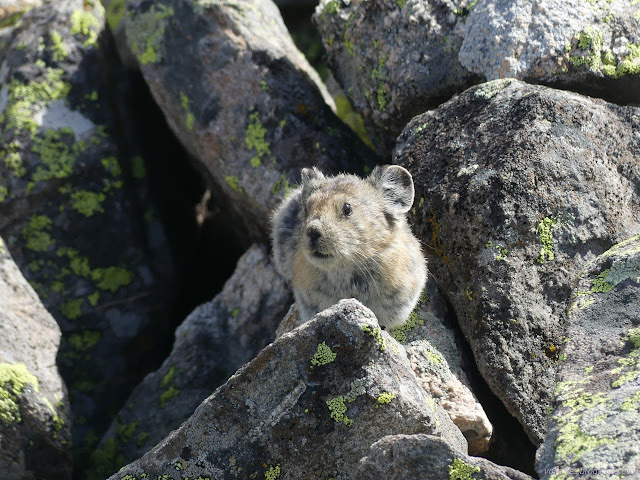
[
  {"x1": 301, "y1": 167, "x2": 324, "y2": 186},
  {"x1": 368, "y1": 165, "x2": 415, "y2": 214}
]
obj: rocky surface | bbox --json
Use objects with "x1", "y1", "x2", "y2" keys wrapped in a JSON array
[
  {"x1": 356, "y1": 434, "x2": 534, "y2": 480},
  {"x1": 0, "y1": 0, "x2": 176, "y2": 464},
  {"x1": 122, "y1": 0, "x2": 377, "y2": 242},
  {"x1": 89, "y1": 244, "x2": 291, "y2": 478},
  {"x1": 536, "y1": 234, "x2": 640, "y2": 479},
  {"x1": 314, "y1": 0, "x2": 640, "y2": 156},
  {"x1": 0, "y1": 236, "x2": 72, "y2": 479},
  {"x1": 108, "y1": 299, "x2": 467, "y2": 479},
  {"x1": 395, "y1": 79, "x2": 640, "y2": 443}
]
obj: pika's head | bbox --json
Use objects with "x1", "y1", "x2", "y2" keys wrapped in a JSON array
[{"x1": 299, "y1": 165, "x2": 415, "y2": 269}]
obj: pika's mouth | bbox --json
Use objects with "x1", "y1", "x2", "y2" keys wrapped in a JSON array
[{"x1": 312, "y1": 251, "x2": 331, "y2": 259}]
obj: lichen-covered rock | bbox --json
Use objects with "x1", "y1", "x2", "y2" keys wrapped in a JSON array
[
  {"x1": 313, "y1": 0, "x2": 480, "y2": 156},
  {"x1": 0, "y1": 236, "x2": 72, "y2": 480},
  {"x1": 108, "y1": 299, "x2": 467, "y2": 480},
  {"x1": 276, "y1": 276, "x2": 493, "y2": 455},
  {"x1": 536, "y1": 234, "x2": 640, "y2": 480},
  {"x1": 90, "y1": 244, "x2": 291, "y2": 478},
  {"x1": 0, "y1": 0, "x2": 176, "y2": 461},
  {"x1": 394, "y1": 79, "x2": 640, "y2": 443},
  {"x1": 122, "y1": 0, "x2": 376, "y2": 242},
  {"x1": 314, "y1": 0, "x2": 640, "y2": 156},
  {"x1": 356, "y1": 434, "x2": 534, "y2": 480}
]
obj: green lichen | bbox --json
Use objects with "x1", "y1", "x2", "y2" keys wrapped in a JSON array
[
  {"x1": 361, "y1": 324, "x2": 386, "y2": 351},
  {"x1": 136, "y1": 431, "x2": 149, "y2": 448},
  {"x1": 616, "y1": 43, "x2": 640, "y2": 77},
  {"x1": 376, "y1": 392, "x2": 396, "y2": 406},
  {"x1": 88, "y1": 291, "x2": 100, "y2": 306},
  {"x1": 50, "y1": 31, "x2": 68, "y2": 61},
  {"x1": 271, "y1": 174, "x2": 292, "y2": 197},
  {"x1": 4, "y1": 68, "x2": 71, "y2": 135},
  {"x1": 128, "y1": 4, "x2": 175, "y2": 65},
  {"x1": 91, "y1": 266, "x2": 133, "y2": 293},
  {"x1": 0, "y1": 186, "x2": 7, "y2": 202},
  {"x1": 71, "y1": 190, "x2": 106, "y2": 217},
  {"x1": 1, "y1": 141, "x2": 26, "y2": 177},
  {"x1": 106, "y1": 0, "x2": 125, "y2": 31},
  {"x1": 448, "y1": 458, "x2": 480, "y2": 480},
  {"x1": 68, "y1": 330, "x2": 101, "y2": 351},
  {"x1": 391, "y1": 310, "x2": 424, "y2": 343},
  {"x1": 245, "y1": 111, "x2": 270, "y2": 168},
  {"x1": 0, "y1": 363, "x2": 39, "y2": 425},
  {"x1": 474, "y1": 79, "x2": 513, "y2": 100},
  {"x1": 180, "y1": 92, "x2": 195, "y2": 130},
  {"x1": 131, "y1": 155, "x2": 146, "y2": 179},
  {"x1": 321, "y1": 0, "x2": 339, "y2": 18},
  {"x1": 370, "y1": 55, "x2": 389, "y2": 112},
  {"x1": 101, "y1": 156, "x2": 121, "y2": 177},
  {"x1": 22, "y1": 215, "x2": 55, "y2": 252},
  {"x1": 568, "y1": 27, "x2": 603, "y2": 72},
  {"x1": 226, "y1": 175, "x2": 244, "y2": 194},
  {"x1": 265, "y1": 464, "x2": 281, "y2": 480},
  {"x1": 310, "y1": 342, "x2": 337, "y2": 367},
  {"x1": 70, "y1": 9, "x2": 101, "y2": 47},
  {"x1": 30, "y1": 129, "x2": 88, "y2": 190},
  {"x1": 326, "y1": 396, "x2": 353, "y2": 426},
  {"x1": 159, "y1": 385, "x2": 180, "y2": 407},
  {"x1": 620, "y1": 391, "x2": 640, "y2": 412},
  {"x1": 537, "y1": 216, "x2": 556, "y2": 264},
  {"x1": 61, "y1": 298, "x2": 83, "y2": 319}
]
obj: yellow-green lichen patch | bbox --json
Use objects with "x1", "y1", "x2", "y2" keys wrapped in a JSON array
[
  {"x1": 4, "y1": 68, "x2": 71, "y2": 135},
  {"x1": 537, "y1": 216, "x2": 556, "y2": 264},
  {"x1": 265, "y1": 464, "x2": 281, "y2": 480},
  {"x1": 159, "y1": 365, "x2": 180, "y2": 407},
  {"x1": 310, "y1": 341, "x2": 337, "y2": 367},
  {"x1": 370, "y1": 55, "x2": 389, "y2": 112},
  {"x1": 22, "y1": 215, "x2": 55, "y2": 252},
  {"x1": 326, "y1": 396, "x2": 353, "y2": 426},
  {"x1": 0, "y1": 186, "x2": 7, "y2": 202},
  {"x1": 106, "y1": 0, "x2": 125, "y2": 31},
  {"x1": 226, "y1": 175, "x2": 244, "y2": 194},
  {"x1": 71, "y1": 190, "x2": 106, "y2": 217},
  {"x1": 70, "y1": 9, "x2": 101, "y2": 47},
  {"x1": 101, "y1": 156, "x2": 121, "y2": 177},
  {"x1": 271, "y1": 174, "x2": 292, "y2": 197},
  {"x1": 245, "y1": 111, "x2": 271, "y2": 168},
  {"x1": 29, "y1": 129, "x2": 88, "y2": 190},
  {"x1": 68, "y1": 330, "x2": 101, "y2": 351},
  {"x1": 50, "y1": 31, "x2": 68, "y2": 61},
  {"x1": 128, "y1": 4, "x2": 175, "y2": 65},
  {"x1": 1, "y1": 141, "x2": 26, "y2": 177},
  {"x1": 179, "y1": 92, "x2": 195, "y2": 130},
  {"x1": 474, "y1": 79, "x2": 513, "y2": 100},
  {"x1": 569, "y1": 26, "x2": 604, "y2": 72},
  {"x1": 361, "y1": 324, "x2": 386, "y2": 351},
  {"x1": 321, "y1": 0, "x2": 340, "y2": 18},
  {"x1": 610, "y1": 327, "x2": 640, "y2": 388},
  {"x1": 91, "y1": 266, "x2": 132, "y2": 293},
  {"x1": 61, "y1": 297, "x2": 83, "y2": 319},
  {"x1": 376, "y1": 391, "x2": 396, "y2": 406},
  {"x1": 391, "y1": 310, "x2": 424, "y2": 343},
  {"x1": 0, "y1": 363, "x2": 40, "y2": 425},
  {"x1": 448, "y1": 458, "x2": 480, "y2": 480}
]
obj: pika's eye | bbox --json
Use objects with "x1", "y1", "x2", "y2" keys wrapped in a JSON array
[{"x1": 342, "y1": 203, "x2": 352, "y2": 216}]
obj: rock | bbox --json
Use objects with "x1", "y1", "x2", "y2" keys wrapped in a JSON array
[
  {"x1": 108, "y1": 299, "x2": 467, "y2": 479},
  {"x1": 0, "y1": 0, "x2": 42, "y2": 23},
  {"x1": 122, "y1": 0, "x2": 377, "y2": 242},
  {"x1": 536, "y1": 234, "x2": 640, "y2": 479},
  {"x1": 0, "y1": 0, "x2": 176, "y2": 460},
  {"x1": 276, "y1": 275, "x2": 493, "y2": 455},
  {"x1": 356, "y1": 434, "x2": 534, "y2": 480},
  {"x1": 394, "y1": 79, "x2": 640, "y2": 443},
  {"x1": 0, "y1": 236, "x2": 72, "y2": 480},
  {"x1": 89, "y1": 244, "x2": 291, "y2": 478},
  {"x1": 314, "y1": 0, "x2": 640, "y2": 156}
]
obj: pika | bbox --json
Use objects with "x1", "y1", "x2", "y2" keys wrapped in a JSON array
[{"x1": 271, "y1": 165, "x2": 426, "y2": 329}]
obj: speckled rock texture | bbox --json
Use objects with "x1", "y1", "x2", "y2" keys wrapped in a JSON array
[
  {"x1": 314, "y1": 0, "x2": 640, "y2": 156},
  {"x1": 90, "y1": 244, "x2": 291, "y2": 478},
  {"x1": 122, "y1": 0, "x2": 377, "y2": 242},
  {"x1": 0, "y1": 237, "x2": 72, "y2": 480},
  {"x1": 394, "y1": 79, "x2": 640, "y2": 444},
  {"x1": 356, "y1": 434, "x2": 534, "y2": 480},
  {"x1": 536, "y1": 234, "x2": 640, "y2": 480},
  {"x1": 0, "y1": 0, "x2": 176, "y2": 460},
  {"x1": 108, "y1": 299, "x2": 467, "y2": 480}
]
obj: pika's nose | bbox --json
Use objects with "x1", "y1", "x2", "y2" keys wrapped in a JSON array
[{"x1": 307, "y1": 226, "x2": 322, "y2": 248}]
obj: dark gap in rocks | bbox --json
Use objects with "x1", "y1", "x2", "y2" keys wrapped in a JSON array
[{"x1": 441, "y1": 292, "x2": 539, "y2": 478}]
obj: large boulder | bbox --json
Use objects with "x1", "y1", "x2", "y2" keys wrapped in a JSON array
[
  {"x1": 89, "y1": 244, "x2": 291, "y2": 478},
  {"x1": 536, "y1": 234, "x2": 640, "y2": 479},
  {"x1": 314, "y1": 0, "x2": 640, "y2": 156},
  {"x1": 122, "y1": 0, "x2": 377, "y2": 242},
  {"x1": 0, "y1": 0, "x2": 176, "y2": 460},
  {"x1": 108, "y1": 299, "x2": 467, "y2": 479},
  {"x1": 394, "y1": 79, "x2": 640, "y2": 443},
  {"x1": 0, "y1": 236, "x2": 72, "y2": 479},
  {"x1": 356, "y1": 434, "x2": 534, "y2": 480}
]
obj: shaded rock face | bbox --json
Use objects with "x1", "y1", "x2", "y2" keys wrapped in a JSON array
[
  {"x1": 108, "y1": 299, "x2": 467, "y2": 480},
  {"x1": 91, "y1": 244, "x2": 291, "y2": 477},
  {"x1": 394, "y1": 79, "x2": 640, "y2": 443},
  {"x1": 314, "y1": 0, "x2": 640, "y2": 156},
  {"x1": 0, "y1": 237, "x2": 72, "y2": 480},
  {"x1": 122, "y1": 0, "x2": 377, "y2": 242},
  {"x1": 536, "y1": 234, "x2": 640, "y2": 479},
  {"x1": 356, "y1": 434, "x2": 534, "y2": 480},
  {"x1": 0, "y1": 0, "x2": 176, "y2": 459}
]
